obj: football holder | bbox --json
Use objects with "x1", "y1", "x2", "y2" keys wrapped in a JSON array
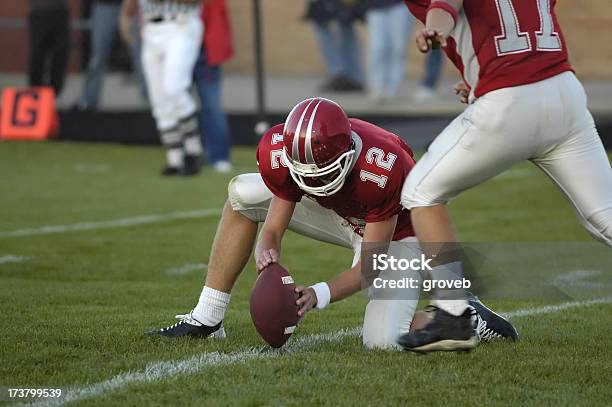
[{"x1": 0, "y1": 87, "x2": 59, "y2": 141}]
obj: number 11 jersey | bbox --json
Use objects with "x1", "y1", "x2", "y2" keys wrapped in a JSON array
[{"x1": 405, "y1": 0, "x2": 573, "y2": 98}]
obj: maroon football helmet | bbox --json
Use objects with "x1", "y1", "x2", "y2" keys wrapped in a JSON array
[{"x1": 282, "y1": 97, "x2": 356, "y2": 196}]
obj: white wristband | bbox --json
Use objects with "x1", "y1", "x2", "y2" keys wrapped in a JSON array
[{"x1": 310, "y1": 282, "x2": 331, "y2": 310}]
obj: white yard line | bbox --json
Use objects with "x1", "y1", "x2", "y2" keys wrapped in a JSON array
[
  {"x1": 501, "y1": 296, "x2": 612, "y2": 318},
  {"x1": 0, "y1": 255, "x2": 29, "y2": 265},
  {"x1": 26, "y1": 328, "x2": 360, "y2": 407},
  {"x1": 164, "y1": 263, "x2": 208, "y2": 276},
  {"x1": 0, "y1": 209, "x2": 221, "y2": 239},
  {"x1": 73, "y1": 164, "x2": 110, "y2": 174},
  {"x1": 24, "y1": 297, "x2": 612, "y2": 407}
]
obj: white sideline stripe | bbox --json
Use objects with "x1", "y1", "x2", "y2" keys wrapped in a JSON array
[
  {"x1": 165, "y1": 263, "x2": 208, "y2": 276},
  {"x1": 501, "y1": 296, "x2": 612, "y2": 318},
  {"x1": 25, "y1": 328, "x2": 360, "y2": 407},
  {"x1": 24, "y1": 298, "x2": 612, "y2": 407},
  {"x1": 0, "y1": 209, "x2": 221, "y2": 239},
  {"x1": 0, "y1": 255, "x2": 29, "y2": 265}
]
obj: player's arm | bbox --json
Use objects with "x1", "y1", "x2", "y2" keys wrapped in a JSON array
[
  {"x1": 254, "y1": 196, "x2": 296, "y2": 272},
  {"x1": 295, "y1": 215, "x2": 398, "y2": 317},
  {"x1": 119, "y1": 0, "x2": 139, "y2": 44},
  {"x1": 416, "y1": 0, "x2": 463, "y2": 53}
]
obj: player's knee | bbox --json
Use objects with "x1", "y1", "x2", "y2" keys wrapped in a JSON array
[
  {"x1": 401, "y1": 176, "x2": 444, "y2": 209},
  {"x1": 227, "y1": 173, "x2": 272, "y2": 222},
  {"x1": 362, "y1": 300, "x2": 415, "y2": 351},
  {"x1": 585, "y1": 208, "x2": 612, "y2": 248},
  {"x1": 163, "y1": 74, "x2": 190, "y2": 99}
]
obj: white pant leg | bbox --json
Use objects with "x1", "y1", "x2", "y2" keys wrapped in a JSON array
[
  {"x1": 228, "y1": 173, "x2": 358, "y2": 249},
  {"x1": 532, "y1": 74, "x2": 612, "y2": 246},
  {"x1": 142, "y1": 23, "x2": 177, "y2": 132},
  {"x1": 402, "y1": 87, "x2": 538, "y2": 209},
  {"x1": 362, "y1": 237, "x2": 420, "y2": 350},
  {"x1": 163, "y1": 16, "x2": 202, "y2": 121}
]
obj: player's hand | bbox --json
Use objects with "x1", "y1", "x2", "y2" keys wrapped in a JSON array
[
  {"x1": 119, "y1": 15, "x2": 134, "y2": 45},
  {"x1": 255, "y1": 248, "x2": 280, "y2": 272},
  {"x1": 416, "y1": 29, "x2": 447, "y2": 53},
  {"x1": 295, "y1": 286, "x2": 317, "y2": 320},
  {"x1": 453, "y1": 80, "x2": 470, "y2": 104}
]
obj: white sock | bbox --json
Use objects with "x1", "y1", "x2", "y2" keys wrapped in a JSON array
[
  {"x1": 166, "y1": 148, "x2": 184, "y2": 168},
  {"x1": 433, "y1": 299, "x2": 469, "y2": 316},
  {"x1": 430, "y1": 261, "x2": 468, "y2": 316},
  {"x1": 184, "y1": 135, "x2": 203, "y2": 156},
  {"x1": 192, "y1": 286, "x2": 231, "y2": 326}
]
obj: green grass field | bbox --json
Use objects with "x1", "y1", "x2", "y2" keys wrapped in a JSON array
[{"x1": 0, "y1": 141, "x2": 611, "y2": 406}]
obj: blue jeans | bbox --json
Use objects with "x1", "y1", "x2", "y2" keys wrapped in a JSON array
[
  {"x1": 129, "y1": 15, "x2": 148, "y2": 101},
  {"x1": 79, "y1": 2, "x2": 146, "y2": 107},
  {"x1": 312, "y1": 20, "x2": 364, "y2": 84},
  {"x1": 422, "y1": 48, "x2": 443, "y2": 90},
  {"x1": 366, "y1": 3, "x2": 413, "y2": 96},
  {"x1": 193, "y1": 50, "x2": 231, "y2": 164},
  {"x1": 78, "y1": 2, "x2": 118, "y2": 108}
]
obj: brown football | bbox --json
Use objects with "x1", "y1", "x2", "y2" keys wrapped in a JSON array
[{"x1": 249, "y1": 263, "x2": 299, "y2": 348}]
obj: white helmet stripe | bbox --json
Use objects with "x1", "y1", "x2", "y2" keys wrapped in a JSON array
[
  {"x1": 304, "y1": 100, "x2": 323, "y2": 164},
  {"x1": 292, "y1": 99, "x2": 316, "y2": 161}
]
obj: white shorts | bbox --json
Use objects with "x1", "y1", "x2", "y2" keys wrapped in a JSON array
[{"x1": 402, "y1": 72, "x2": 612, "y2": 246}]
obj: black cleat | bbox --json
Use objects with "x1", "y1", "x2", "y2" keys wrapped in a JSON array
[
  {"x1": 161, "y1": 165, "x2": 183, "y2": 176},
  {"x1": 183, "y1": 155, "x2": 201, "y2": 176},
  {"x1": 149, "y1": 312, "x2": 225, "y2": 339},
  {"x1": 467, "y1": 293, "x2": 519, "y2": 342},
  {"x1": 398, "y1": 307, "x2": 479, "y2": 353}
]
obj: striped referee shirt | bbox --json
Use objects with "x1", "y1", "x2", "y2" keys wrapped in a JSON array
[{"x1": 139, "y1": 0, "x2": 201, "y2": 20}]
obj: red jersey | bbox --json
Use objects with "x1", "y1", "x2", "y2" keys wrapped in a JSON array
[
  {"x1": 256, "y1": 119, "x2": 416, "y2": 241},
  {"x1": 405, "y1": 0, "x2": 573, "y2": 98}
]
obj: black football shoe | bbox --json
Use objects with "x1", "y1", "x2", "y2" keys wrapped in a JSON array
[
  {"x1": 183, "y1": 155, "x2": 201, "y2": 176},
  {"x1": 161, "y1": 165, "x2": 183, "y2": 176},
  {"x1": 149, "y1": 311, "x2": 225, "y2": 339},
  {"x1": 398, "y1": 307, "x2": 479, "y2": 353},
  {"x1": 467, "y1": 293, "x2": 519, "y2": 342}
]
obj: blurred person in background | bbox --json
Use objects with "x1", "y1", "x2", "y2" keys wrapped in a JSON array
[
  {"x1": 364, "y1": 0, "x2": 413, "y2": 100},
  {"x1": 305, "y1": 0, "x2": 365, "y2": 92},
  {"x1": 412, "y1": 46, "x2": 443, "y2": 102},
  {"x1": 28, "y1": 0, "x2": 70, "y2": 96},
  {"x1": 194, "y1": 0, "x2": 233, "y2": 173},
  {"x1": 120, "y1": 0, "x2": 205, "y2": 176},
  {"x1": 73, "y1": 0, "x2": 147, "y2": 111}
]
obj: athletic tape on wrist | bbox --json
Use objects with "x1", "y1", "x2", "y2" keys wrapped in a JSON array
[{"x1": 310, "y1": 282, "x2": 331, "y2": 310}]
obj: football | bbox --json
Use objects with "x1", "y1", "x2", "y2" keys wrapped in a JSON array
[{"x1": 249, "y1": 263, "x2": 300, "y2": 348}]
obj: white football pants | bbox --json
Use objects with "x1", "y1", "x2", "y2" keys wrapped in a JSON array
[
  {"x1": 228, "y1": 173, "x2": 418, "y2": 350},
  {"x1": 402, "y1": 72, "x2": 612, "y2": 247},
  {"x1": 141, "y1": 16, "x2": 202, "y2": 140}
]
